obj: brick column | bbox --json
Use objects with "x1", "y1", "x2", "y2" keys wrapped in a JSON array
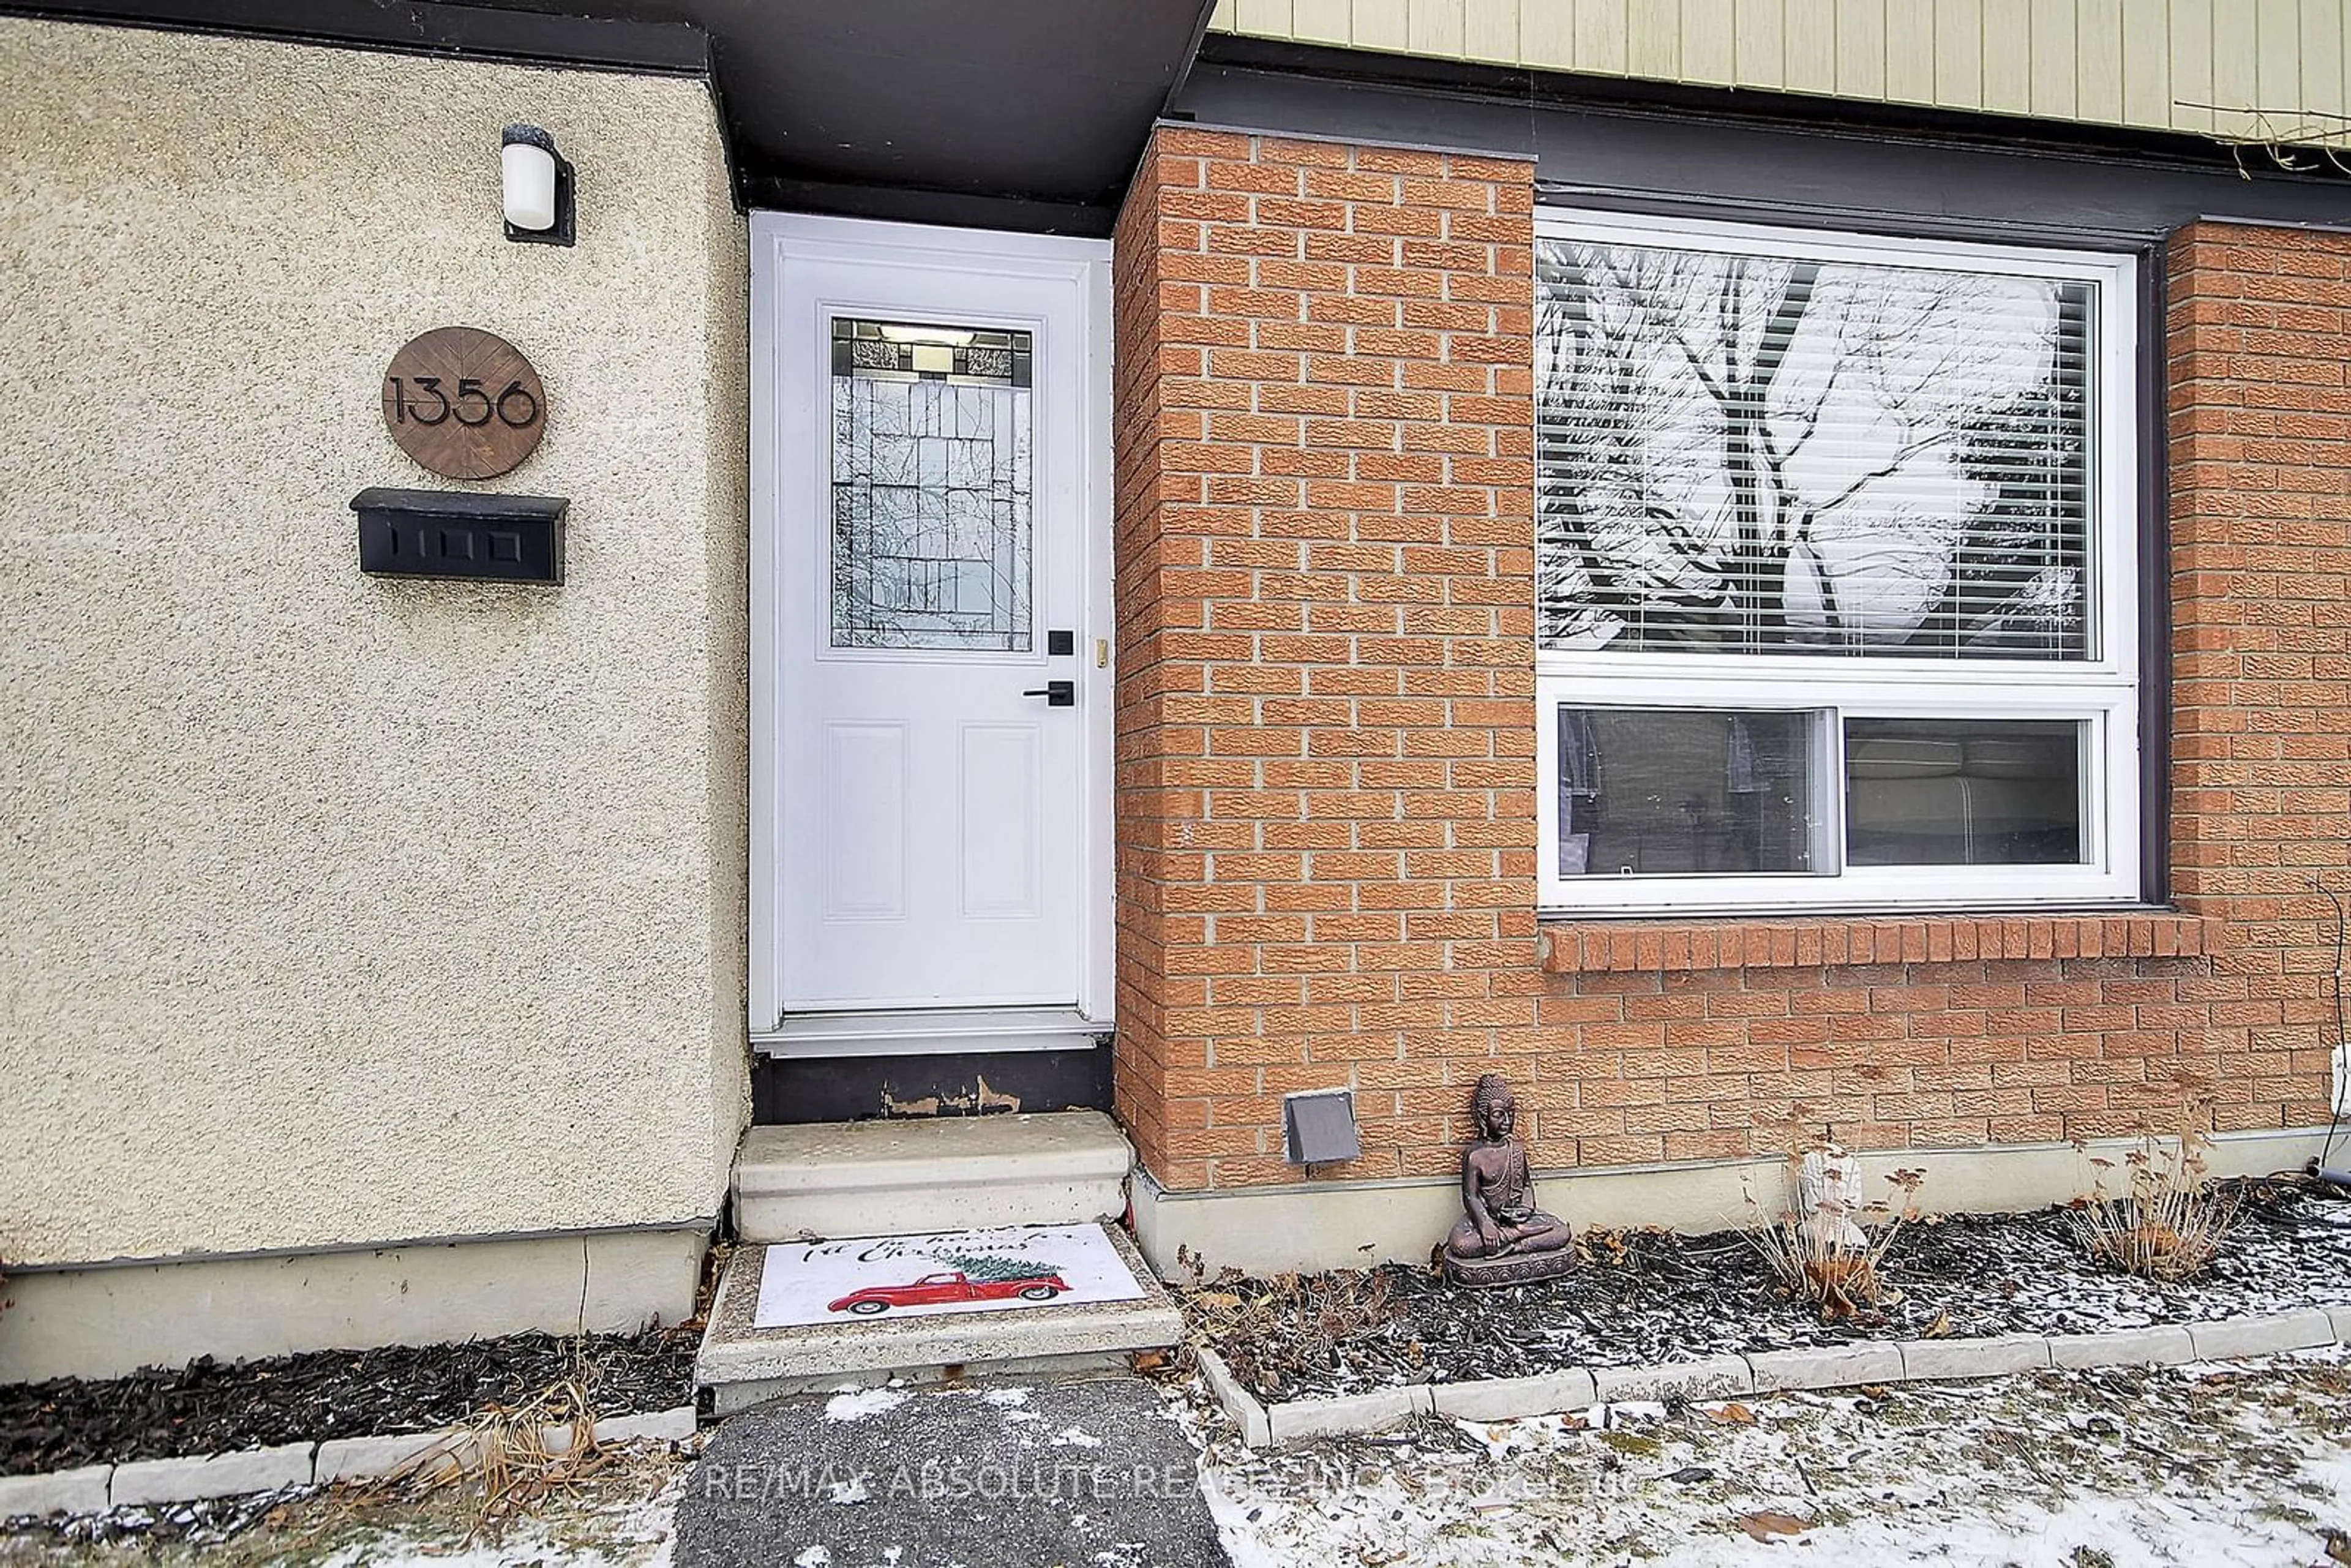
[
  {"x1": 1111, "y1": 128, "x2": 1540, "y2": 1190},
  {"x1": 2166, "y1": 221, "x2": 2349, "y2": 1134}
]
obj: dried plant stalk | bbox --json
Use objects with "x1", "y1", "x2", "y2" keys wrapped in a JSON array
[
  {"x1": 2071, "y1": 1112, "x2": 2240, "y2": 1282},
  {"x1": 1174, "y1": 1248, "x2": 1411, "y2": 1397},
  {"x1": 2175, "y1": 101, "x2": 2351, "y2": 175},
  {"x1": 1742, "y1": 1143, "x2": 1924, "y2": 1322},
  {"x1": 358, "y1": 1372, "x2": 628, "y2": 1541}
]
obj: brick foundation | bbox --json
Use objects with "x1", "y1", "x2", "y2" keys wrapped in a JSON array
[{"x1": 1110, "y1": 132, "x2": 2341, "y2": 1193}]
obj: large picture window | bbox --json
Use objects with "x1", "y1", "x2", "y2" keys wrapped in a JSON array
[{"x1": 1534, "y1": 212, "x2": 2141, "y2": 912}]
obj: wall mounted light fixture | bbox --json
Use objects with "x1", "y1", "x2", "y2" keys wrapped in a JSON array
[{"x1": 501, "y1": 124, "x2": 574, "y2": 247}]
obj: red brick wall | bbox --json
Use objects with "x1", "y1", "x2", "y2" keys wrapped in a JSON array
[
  {"x1": 2166, "y1": 220, "x2": 2351, "y2": 1130},
  {"x1": 1110, "y1": 128, "x2": 1542, "y2": 1189},
  {"x1": 1111, "y1": 134, "x2": 1177, "y2": 1180},
  {"x1": 1110, "y1": 136, "x2": 2339, "y2": 1192}
]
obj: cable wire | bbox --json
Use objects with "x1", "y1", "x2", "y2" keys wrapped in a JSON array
[{"x1": 2316, "y1": 877, "x2": 2349, "y2": 1177}]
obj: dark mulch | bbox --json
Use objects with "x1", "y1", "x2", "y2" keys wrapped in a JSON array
[
  {"x1": 0, "y1": 1327, "x2": 698, "y2": 1477},
  {"x1": 1187, "y1": 1178, "x2": 2351, "y2": 1402}
]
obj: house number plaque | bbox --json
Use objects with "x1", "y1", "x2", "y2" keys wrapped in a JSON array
[{"x1": 381, "y1": 326, "x2": 547, "y2": 480}]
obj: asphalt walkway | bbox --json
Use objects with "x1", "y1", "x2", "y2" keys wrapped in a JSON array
[{"x1": 672, "y1": 1375, "x2": 1229, "y2": 1568}]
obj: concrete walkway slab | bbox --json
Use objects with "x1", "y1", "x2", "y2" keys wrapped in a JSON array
[{"x1": 673, "y1": 1376, "x2": 1228, "y2": 1568}]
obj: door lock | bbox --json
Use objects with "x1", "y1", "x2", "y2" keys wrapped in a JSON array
[{"x1": 1022, "y1": 680, "x2": 1075, "y2": 707}]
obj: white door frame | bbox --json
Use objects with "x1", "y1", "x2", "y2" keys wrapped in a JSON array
[{"x1": 748, "y1": 212, "x2": 1115, "y2": 1042}]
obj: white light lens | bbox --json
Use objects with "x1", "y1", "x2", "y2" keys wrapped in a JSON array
[
  {"x1": 501, "y1": 142, "x2": 558, "y2": 231},
  {"x1": 876, "y1": 324, "x2": 976, "y2": 347}
]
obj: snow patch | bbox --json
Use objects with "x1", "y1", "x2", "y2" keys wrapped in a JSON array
[
  {"x1": 822, "y1": 1389, "x2": 910, "y2": 1424},
  {"x1": 1199, "y1": 1353, "x2": 2351, "y2": 1568}
]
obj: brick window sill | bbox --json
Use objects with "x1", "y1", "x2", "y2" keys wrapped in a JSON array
[{"x1": 1536, "y1": 910, "x2": 2219, "y2": 974}]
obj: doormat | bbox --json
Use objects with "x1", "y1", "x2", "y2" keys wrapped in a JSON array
[{"x1": 751, "y1": 1223, "x2": 1151, "y2": 1330}]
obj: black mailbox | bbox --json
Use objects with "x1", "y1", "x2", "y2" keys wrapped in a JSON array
[{"x1": 352, "y1": 488, "x2": 567, "y2": 584}]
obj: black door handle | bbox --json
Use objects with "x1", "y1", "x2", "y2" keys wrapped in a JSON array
[{"x1": 1022, "y1": 680, "x2": 1075, "y2": 707}]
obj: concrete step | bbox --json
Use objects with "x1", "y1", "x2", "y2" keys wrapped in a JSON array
[
  {"x1": 732, "y1": 1111, "x2": 1133, "y2": 1242},
  {"x1": 696, "y1": 1222, "x2": 1182, "y2": 1415}
]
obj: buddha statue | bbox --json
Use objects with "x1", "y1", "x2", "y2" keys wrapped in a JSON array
[{"x1": 1443, "y1": 1074, "x2": 1575, "y2": 1287}]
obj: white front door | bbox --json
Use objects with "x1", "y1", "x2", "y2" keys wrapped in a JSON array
[{"x1": 751, "y1": 216, "x2": 1110, "y2": 1026}]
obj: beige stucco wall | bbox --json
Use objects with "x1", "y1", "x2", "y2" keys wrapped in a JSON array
[{"x1": 0, "y1": 18, "x2": 751, "y2": 1266}]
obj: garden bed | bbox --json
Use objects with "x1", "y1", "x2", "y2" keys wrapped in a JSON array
[
  {"x1": 1181, "y1": 1178, "x2": 2351, "y2": 1403},
  {"x1": 0, "y1": 1327, "x2": 699, "y2": 1476}
]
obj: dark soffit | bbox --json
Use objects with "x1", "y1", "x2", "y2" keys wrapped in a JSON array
[
  {"x1": 470, "y1": 0, "x2": 1216, "y2": 231},
  {"x1": 0, "y1": 0, "x2": 1217, "y2": 233}
]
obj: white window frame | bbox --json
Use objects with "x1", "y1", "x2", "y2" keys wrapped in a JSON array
[{"x1": 1533, "y1": 210, "x2": 2142, "y2": 915}]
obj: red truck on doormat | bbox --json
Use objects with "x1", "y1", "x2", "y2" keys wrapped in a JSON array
[{"x1": 827, "y1": 1264, "x2": 1070, "y2": 1315}]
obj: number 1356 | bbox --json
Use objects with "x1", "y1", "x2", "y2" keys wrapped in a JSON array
[{"x1": 387, "y1": 375, "x2": 539, "y2": 429}]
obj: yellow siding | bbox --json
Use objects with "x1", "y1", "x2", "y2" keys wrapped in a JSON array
[
  {"x1": 2029, "y1": 0, "x2": 2079, "y2": 119},
  {"x1": 1464, "y1": 0, "x2": 1521, "y2": 59},
  {"x1": 1575, "y1": 0, "x2": 1630, "y2": 75},
  {"x1": 1979, "y1": 0, "x2": 2034, "y2": 114},
  {"x1": 1628, "y1": 0, "x2": 1682, "y2": 78},
  {"x1": 1209, "y1": 0, "x2": 2351, "y2": 147},
  {"x1": 2120, "y1": 0, "x2": 2172, "y2": 126},
  {"x1": 1732, "y1": 0, "x2": 1786, "y2": 89},
  {"x1": 2297, "y1": 0, "x2": 2345, "y2": 138},
  {"x1": 1932, "y1": 0, "x2": 1982, "y2": 111},
  {"x1": 1837, "y1": 0, "x2": 1888, "y2": 97},
  {"x1": 2165, "y1": 0, "x2": 2212, "y2": 132},
  {"x1": 1885, "y1": 0, "x2": 1938, "y2": 105},
  {"x1": 2210, "y1": 0, "x2": 2263, "y2": 137},
  {"x1": 2075, "y1": 0, "x2": 2124, "y2": 125},
  {"x1": 1290, "y1": 0, "x2": 1354, "y2": 47},
  {"x1": 1682, "y1": 0, "x2": 1738, "y2": 85},
  {"x1": 1784, "y1": 0, "x2": 1838, "y2": 93},
  {"x1": 1409, "y1": 0, "x2": 1467, "y2": 55}
]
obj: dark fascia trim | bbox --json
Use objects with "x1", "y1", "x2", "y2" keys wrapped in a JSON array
[
  {"x1": 1194, "y1": 29, "x2": 2351, "y2": 185},
  {"x1": 1530, "y1": 185, "x2": 2159, "y2": 253},
  {"x1": 1160, "y1": 0, "x2": 1221, "y2": 118},
  {"x1": 743, "y1": 173, "x2": 1116, "y2": 240},
  {"x1": 0, "y1": 0, "x2": 711, "y2": 76},
  {"x1": 1178, "y1": 56, "x2": 2351, "y2": 244}
]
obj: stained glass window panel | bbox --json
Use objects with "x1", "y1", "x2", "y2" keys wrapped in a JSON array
[{"x1": 829, "y1": 318, "x2": 1033, "y2": 651}]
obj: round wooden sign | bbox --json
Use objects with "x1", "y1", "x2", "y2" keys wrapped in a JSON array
[{"x1": 380, "y1": 326, "x2": 547, "y2": 480}]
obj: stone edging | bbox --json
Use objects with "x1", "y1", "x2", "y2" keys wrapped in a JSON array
[
  {"x1": 0, "y1": 1406, "x2": 699, "y2": 1520},
  {"x1": 1196, "y1": 1305, "x2": 2351, "y2": 1448}
]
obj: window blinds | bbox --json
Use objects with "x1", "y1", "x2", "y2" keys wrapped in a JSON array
[{"x1": 1534, "y1": 237, "x2": 2096, "y2": 661}]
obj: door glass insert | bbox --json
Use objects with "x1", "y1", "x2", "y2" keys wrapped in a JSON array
[{"x1": 829, "y1": 318, "x2": 1034, "y2": 651}]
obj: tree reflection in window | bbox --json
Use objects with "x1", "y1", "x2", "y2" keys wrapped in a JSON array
[{"x1": 1535, "y1": 241, "x2": 2092, "y2": 659}]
